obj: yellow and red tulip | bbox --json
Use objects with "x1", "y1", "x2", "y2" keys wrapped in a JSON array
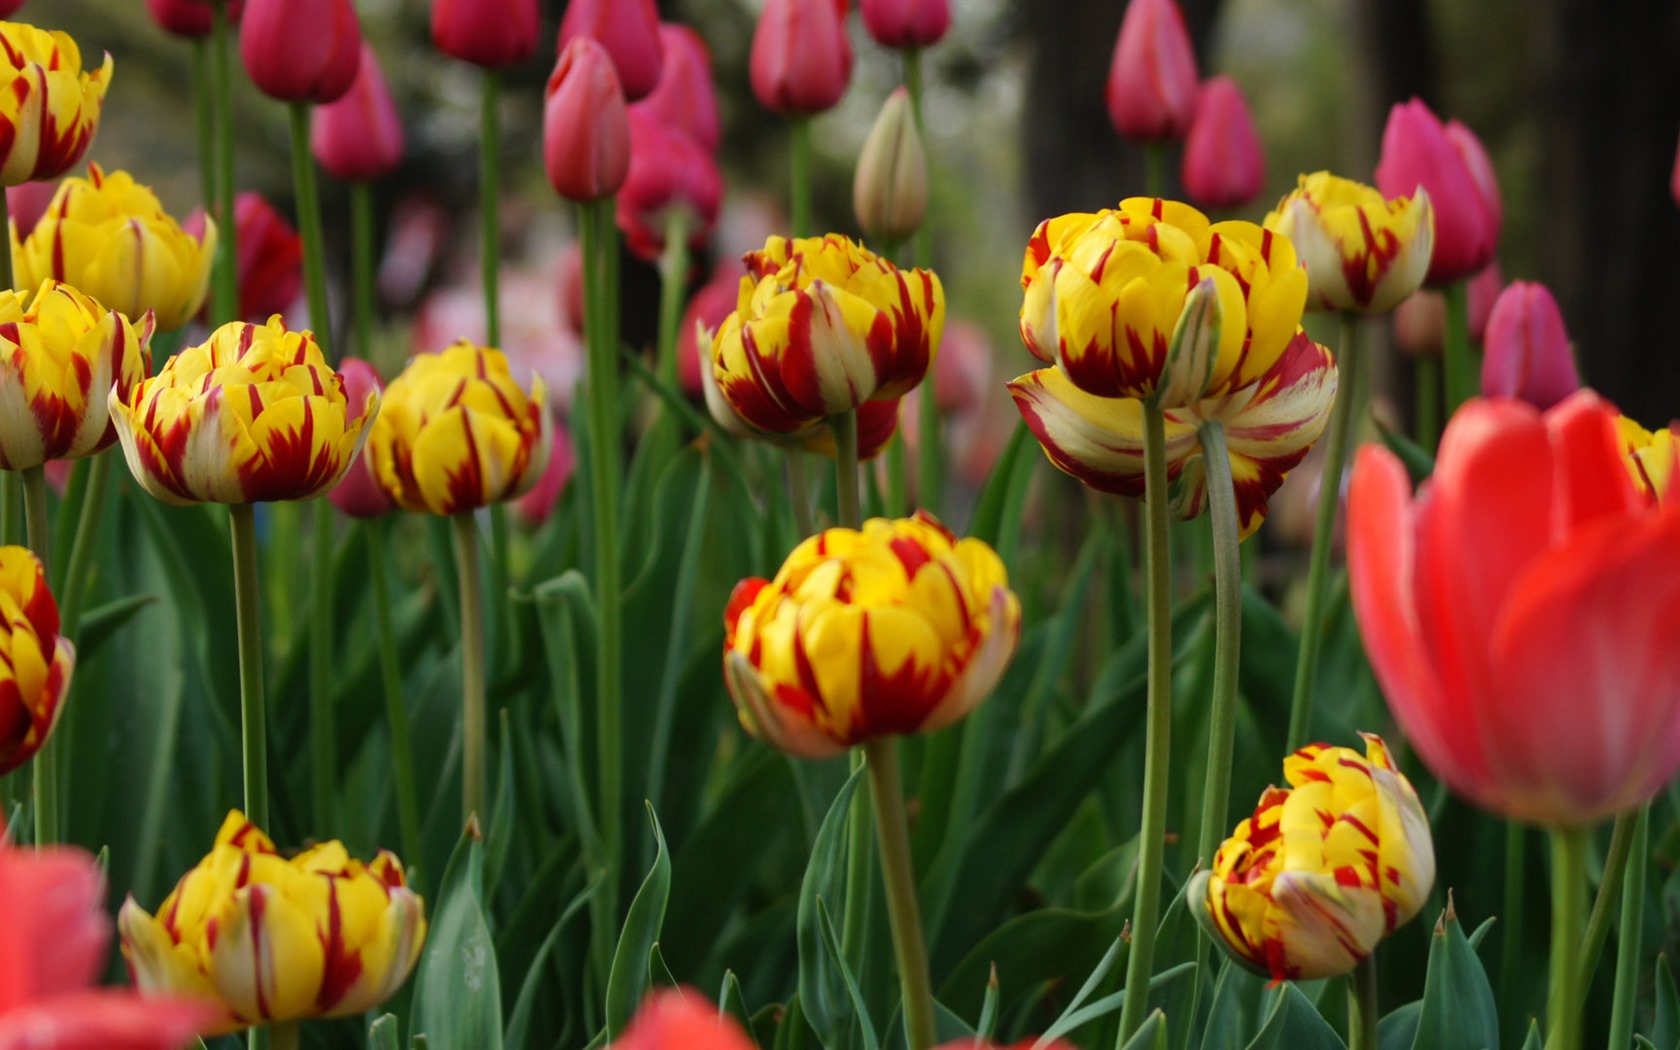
[
  {"x1": 1190, "y1": 734, "x2": 1435, "y2": 982},
  {"x1": 1617, "y1": 413, "x2": 1679, "y2": 506},
  {"x1": 0, "y1": 546, "x2": 73, "y2": 777},
  {"x1": 118, "y1": 811, "x2": 426, "y2": 1036},
  {"x1": 723, "y1": 512, "x2": 1020, "y2": 759},
  {"x1": 107, "y1": 316, "x2": 375, "y2": 505},
  {"x1": 364, "y1": 339, "x2": 551, "y2": 516},
  {"x1": 1263, "y1": 172, "x2": 1434, "y2": 314},
  {"x1": 0, "y1": 21, "x2": 111, "y2": 186}
]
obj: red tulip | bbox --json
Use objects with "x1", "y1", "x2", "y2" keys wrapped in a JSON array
[
  {"x1": 1393, "y1": 262, "x2": 1502, "y2": 356},
  {"x1": 750, "y1": 0, "x2": 853, "y2": 116},
  {"x1": 617, "y1": 108, "x2": 722, "y2": 262},
  {"x1": 430, "y1": 0, "x2": 540, "y2": 69},
  {"x1": 0, "y1": 0, "x2": 22, "y2": 15},
  {"x1": 860, "y1": 0, "x2": 951, "y2": 50},
  {"x1": 1374, "y1": 99, "x2": 1500, "y2": 286},
  {"x1": 327, "y1": 358, "x2": 393, "y2": 518},
  {"x1": 1479, "y1": 281, "x2": 1580, "y2": 411},
  {"x1": 184, "y1": 192, "x2": 303, "y2": 323},
  {"x1": 239, "y1": 0, "x2": 361, "y2": 105},
  {"x1": 311, "y1": 43, "x2": 404, "y2": 182},
  {"x1": 1349, "y1": 391, "x2": 1680, "y2": 826},
  {"x1": 1105, "y1": 0, "x2": 1199, "y2": 143},
  {"x1": 556, "y1": 0, "x2": 663, "y2": 102},
  {"x1": 5, "y1": 179, "x2": 54, "y2": 236},
  {"x1": 1180, "y1": 75, "x2": 1264, "y2": 209},
  {"x1": 637, "y1": 24, "x2": 721, "y2": 152},
  {"x1": 543, "y1": 37, "x2": 630, "y2": 203},
  {"x1": 615, "y1": 990, "x2": 756, "y2": 1050},
  {"x1": 145, "y1": 0, "x2": 243, "y2": 38}
]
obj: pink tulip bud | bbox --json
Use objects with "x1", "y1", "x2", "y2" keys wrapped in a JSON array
[
  {"x1": 184, "y1": 192, "x2": 304, "y2": 324},
  {"x1": 513, "y1": 423, "x2": 575, "y2": 526},
  {"x1": 430, "y1": 0, "x2": 540, "y2": 69},
  {"x1": 860, "y1": 0, "x2": 951, "y2": 50},
  {"x1": 311, "y1": 44, "x2": 404, "y2": 183},
  {"x1": 328, "y1": 358, "x2": 393, "y2": 518},
  {"x1": 1479, "y1": 281, "x2": 1580, "y2": 411},
  {"x1": 637, "y1": 24, "x2": 721, "y2": 152},
  {"x1": 1375, "y1": 99, "x2": 1500, "y2": 286},
  {"x1": 146, "y1": 0, "x2": 243, "y2": 38},
  {"x1": 557, "y1": 0, "x2": 663, "y2": 102},
  {"x1": 1393, "y1": 262, "x2": 1502, "y2": 357},
  {"x1": 1180, "y1": 76, "x2": 1264, "y2": 210},
  {"x1": 751, "y1": 0, "x2": 853, "y2": 116},
  {"x1": 543, "y1": 37, "x2": 631, "y2": 203},
  {"x1": 617, "y1": 108, "x2": 722, "y2": 262},
  {"x1": 240, "y1": 0, "x2": 362, "y2": 105},
  {"x1": 1105, "y1": 0, "x2": 1199, "y2": 144}
]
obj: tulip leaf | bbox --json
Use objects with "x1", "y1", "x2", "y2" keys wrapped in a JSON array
[
  {"x1": 816, "y1": 895, "x2": 880, "y2": 1050},
  {"x1": 1036, "y1": 962, "x2": 1196, "y2": 1047},
  {"x1": 411, "y1": 827, "x2": 502, "y2": 1050},
  {"x1": 1653, "y1": 953, "x2": 1679, "y2": 1050},
  {"x1": 1524, "y1": 1021, "x2": 1545, "y2": 1050},
  {"x1": 1375, "y1": 419, "x2": 1436, "y2": 484},
  {"x1": 1377, "y1": 1001, "x2": 1422, "y2": 1050},
  {"x1": 650, "y1": 942, "x2": 679, "y2": 990},
  {"x1": 719, "y1": 970, "x2": 761, "y2": 1049},
  {"x1": 797, "y1": 762, "x2": 867, "y2": 1048},
  {"x1": 1409, "y1": 901, "x2": 1499, "y2": 1050},
  {"x1": 368, "y1": 1014, "x2": 401, "y2": 1050},
  {"x1": 966, "y1": 420, "x2": 1033, "y2": 546},
  {"x1": 880, "y1": 996, "x2": 978, "y2": 1050},
  {"x1": 1118, "y1": 1010, "x2": 1169, "y2": 1050},
  {"x1": 483, "y1": 710, "x2": 515, "y2": 897},
  {"x1": 1202, "y1": 959, "x2": 1268, "y2": 1050},
  {"x1": 1244, "y1": 982, "x2": 1347, "y2": 1050},
  {"x1": 605, "y1": 804, "x2": 672, "y2": 1040},
  {"x1": 74, "y1": 593, "x2": 157, "y2": 661},
  {"x1": 504, "y1": 868, "x2": 602, "y2": 1050},
  {"x1": 976, "y1": 964, "x2": 1000, "y2": 1041}
]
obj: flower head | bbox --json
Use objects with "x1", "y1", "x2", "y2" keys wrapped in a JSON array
[
  {"x1": 1263, "y1": 172, "x2": 1434, "y2": 314},
  {"x1": 860, "y1": 0, "x2": 951, "y2": 50},
  {"x1": 326, "y1": 357, "x2": 392, "y2": 519},
  {"x1": 616, "y1": 989, "x2": 757, "y2": 1050},
  {"x1": 1105, "y1": 0, "x2": 1198, "y2": 143},
  {"x1": 750, "y1": 0, "x2": 853, "y2": 116},
  {"x1": 184, "y1": 192, "x2": 302, "y2": 324},
  {"x1": 636, "y1": 24, "x2": 720, "y2": 152},
  {"x1": 556, "y1": 0, "x2": 663, "y2": 102},
  {"x1": 1181, "y1": 76, "x2": 1265, "y2": 211},
  {"x1": 0, "y1": 21, "x2": 111, "y2": 186},
  {"x1": 1374, "y1": 100, "x2": 1500, "y2": 286},
  {"x1": 310, "y1": 43, "x2": 404, "y2": 183},
  {"x1": 853, "y1": 86, "x2": 927, "y2": 245},
  {"x1": 430, "y1": 0, "x2": 540, "y2": 69},
  {"x1": 543, "y1": 37, "x2": 630, "y2": 203},
  {"x1": 239, "y1": 0, "x2": 361, "y2": 104},
  {"x1": 146, "y1": 0, "x2": 245, "y2": 39},
  {"x1": 1478, "y1": 280, "x2": 1579, "y2": 411},
  {"x1": 0, "y1": 546, "x2": 72, "y2": 777},
  {"x1": 1617, "y1": 413, "x2": 1679, "y2": 506},
  {"x1": 616, "y1": 107, "x2": 721, "y2": 262}
]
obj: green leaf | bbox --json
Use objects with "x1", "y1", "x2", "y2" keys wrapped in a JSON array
[
  {"x1": 719, "y1": 971, "x2": 760, "y2": 1049},
  {"x1": 411, "y1": 828, "x2": 502, "y2": 1050},
  {"x1": 504, "y1": 869, "x2": 602, "y2": 1050},
  {"x1": 74, "y1": 593, "x2": 156, "y2": 659},
  {"x1": 1202, "y1": 960, "x2": 1267, "y2": 1050},
  {"x1": 1409, "y1": 899, "x2": 1499, "y2": 1050},
  {"x1": 1245, "y1": 983, "x2": 1347, "y2": 1050},
  {"x1": 1524, "y1": 1020, "x2": 1545, "y2": 1049},
  {"x1": 484, "y1": 711, "x2": 515, "y2": 896},
  {"x1": 650, "y1": 943, "x2": 679, "y2": 990},
  {"x1": 1375, "y1": 419, "x2": 1436, "y2": 484},
  {"x1": 1377, "y1": 1001, "x2": 1421, "y2": 1050},
  {"x1": 976, "y1": 964, "x2": 1000, "y2": 1041},
  {"x1": 1653, "y1": 954, "x2": 1679, "y2": 1050},
  {"x1": 368, "y1": 1014, "x2": 401, "y2": 1050},
  {"x1": 797, "y1": 763, "x2": 867, "y2": 1048},
  {"x1": 606, "y1": 804, "x2": 672, "y2": 1039},
  {"x1": 966, "y1": 420, "x2": 1032, "y2": 546},
  {"x1": 1036, "y1": 962, "x2": 1196, "y2": 1047},
  {"x1": 1118, "y1": 1010, "x2": 1169, "y2": 1050},
  {"x1": 816, "y1": 896, "x2": 879, "y2": 1050}
]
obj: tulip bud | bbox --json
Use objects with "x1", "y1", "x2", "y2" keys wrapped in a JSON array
[
  {"x1": 0, "y1": 23, "x2": 110, "y2": 187},
  {"x1": 617, "y1": 989, "x2": 758, "y2": 1050},
  {"x1": 1478, "y1": 280, "x2": 1580, "y2": 411},
  {"x1": 556, "y1": 0, "x2": 663, "y2": 102},
  {"x1": 239, "y1": 0, "x2": 362, "y2": 105},
  {"x1": 311, "y1": 44, "x2": 404, "y2": 183},
  {"x1": 637, "y1": 24, "x2": 721, "y2": 152},
  {"x1": 751, "y1": 0, "x2": 853, "y2": 116},
  {"x1": 853, "y1": 87, "x2": 927, "y2": 246},
  {"x1": 430, "y1": 0, "x2": 540, "y2": 69},
  {"x1": 617, "y1": 108, "x2": 722, "y2": 262},
  {"x1": 543, "y1": 38, "x2": 631, "y2": 203},
  {"x1": 860, "y1": 0, "x2": 951, "y2": 50},
  {"x1": 328, "y1": 358, "x2": 394, "y2": 518},
  {"x1": 1392, "y1": 262, "x2": 1502, "y2": 356},
  {"x1": 1105, "y1": 0, "x2": 1199, "y2": 144},
  {"x1": 1262, "y1": 172, "x2": 1433, "y2": 315},
  {"x1": 1374, "y1": 99, "x2": 1500, "y2": 286},
  {"x1": 1180, "y1": 76, "x2": 1264, "y2": 210},
  {"x1": 146, "y1": 0, "x2": 244, "y2": 38}
]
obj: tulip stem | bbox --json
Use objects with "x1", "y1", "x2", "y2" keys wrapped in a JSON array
[
  {"x1": 1577, "y1": 807, "x2": 1639, "y2": 992},
  {"x1": 210, "y1": 0, "x2": 238, "y2": 325},
  {"x1": 264, "y1": 1021, "x2": 298, "y2": 1050},
  {"x1": 832, "y1": 411, "x2": 861, "y2": 529},
  {"x1": 1544, "y1": 826, "x2": 1589, "y2": 1050},
  {"x1": 480, "y1": 71, "x2": 502, "y2": 348},
  {"x1": 790, "y1": 116, "x2": 813, "y2": 237},
  {"x1": 21, "y1": 466, "x2": 55, "y2": 847},
  {"x1": 656, "y1": 212, "x2": 692, "y2": 394},
  {"x1": 1286, "y1": 312, "x2": 1361, "y2": 752},
  {"x1": 1607, "y1": 805, "x2": 1650, "y2": 1050},
  {"x1": 1442, "y1": 279, "x2": 1473, "y2": 414},
  {"x1": 1117, "y1": 399, "x2": 1173, "y2": 1044},
  {"x1": 1144, "y1": 144, "x2": 1166, "y2": 199},
  {"x1": 192, "y1": 39, "x2": 217, "y2": 229},
  {"x1": 288, "y1": 102, "x2": 332, "y2": 355},
  {"x1": 368, "y1": 518, "x2": 422, "y2": 871},
  {"x1": 452, "y1": 512, "x2": 486, "y2": 825},
  {"x1": 229, "y1": 502, "x2": 269, "y2": 829},
  {"x1": 1414, "y1": 355, "x2": 1440, "y2": 453},
  {"x1": 350, "y1": 181, "x2": 375, "y2": 360},
  {"x1": 864, "y1": 738, "x2": 936, "y2": 1050},
  {"x1": 1498, "y1": 821, "x2": 1527, "y2": 1019},
  {"x1": 1349, "y1": 955, "x2": 1379, "y2": 1050},
  {"x1": 905, "y1": 45, "x2": 942, "y2": 515},
  {"x1": 788, "y1": 452, "x2": 816, "y2": 537},
  {"x1": 58, "y1": 452, "x2": 110, "y2": 640},
  {"x1": 1193, "y1": 421, "x2": 1241, "y2": 868}
]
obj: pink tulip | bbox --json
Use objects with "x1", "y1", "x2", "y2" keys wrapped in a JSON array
[
  {"x1": 636, "y1": 24, "x2": 721, "y2": 152},
  {"x1": 513, "y1": 423, "x2": 575, "y2": 526},
  {"x1": 184, "y1": 192, "x2": 303, "y2": 323},
  {"x1": 543, "y1": 37, "x2": 630, "y2": 203},
  {"x1": 750, "y1": 0, "x2": 853, "y2": 116},
  {"x1": 417, "y1": 268, "x2": 584, "y2": 414},
  {"x1": 311, "y1": 44, "x2": 404, "y2": 183},
  {"x1": 1105, "y1": 0, "x2": 1199, "y2": 144},
  {"x1": 239, "y1": 0, "x2": 361, "y2": 105},
  {"x1": 1180, "y1": 75, "x2": 1264, "y2": 210},
  {"x1": 1374, "y1": 99, "x2": 1500, "y2": 286},
  {"x1": 1393, "y1": 262, "x2": 1503, "y2": 356},
  {"x1": 860, "y1": 0, "x2": 951, "y2": 50},
  {"x1": 6, "y1": 178, "x2": 55, "y2": 237},
  {"x1": 679, "y1": 266, "x2": 742, "y2": 398},
  {"x1": 556, "y1": 0, "x2": 663, "y2": 102},
  {"x1": 430, "y1": 0, "x2": 540, "y2": 69},
  {"x1": 145, "y1": 0, "x2": 243, "y2": 38},
  {"x1": 1349, "y1": 391, "x2": 1680, "y2": 826},
  {"x1": 327, "y1": 358, "x2": 392, "y2": 518},
  {"x1": 0, "y1": 1, "x2": 21, "y2": 15},
  {"x1": 1479, "y1": 281, "x2": 1580, "y2": 411},
  {"x1": 617, "y1": 109, "x2": 721, "y2": 263}
]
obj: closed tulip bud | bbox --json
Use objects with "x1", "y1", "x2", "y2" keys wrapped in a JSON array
[
  {"x1": 617, "y1": 108, "x2": 722, "y2": 262},
  {"x1": 725, "y1": 512, "x2": 1020, "y2": 758},
  {"x1": 1392, "y1": 262, "x2": 1501, "y2": 356},
  {"x1": 185, "y1": 191, "x2": 303, "y2": 323},
  {"x1": 860, "y1": 0, "x2": 951, "y2": 50},
  {"x1": 1263, "y1": 172, "x2": 1433, "y2": 314},
  {"x1": 1375, "y1": 100, "x2": 1499, "y2": 286},
  {"x1": 0, "y1": 22, "x2": 111, "y2": 186},
  {"x1": 119, "y1": 811, "x2": 426, "y2": 1035},
  {"x1": 853, "y1": 86, "x2": 927, "y2": 245},
  {"x1": 146, "y1": 0, "x2": 244, "y2": 39},
  {"x1": 1181, "y1": 76, "x2": 1265, "y2": 210},
  {"x1": 239, "y1": 0, "x2": 362, "y2": 105},
  {"x1": 327, "y1": 358, "x2": 393, "y2": 518},
  {"x1": 751, "y1": 0, "x2": 853, "y2": 116},
  {"x1": 0, "y1": 546, "x2": 73, "y2": 777},
  {"x1": 617, "y1": 990, "x2": 757, "y2": 1050},
  {"x1": 1617, "y1": 414, "x2": 1679, "y2": 506},
  {"x1": 430, "y1": 0, "x2": 540, "y2": 69},
  {"x1": 1105, "y1": 0, "x2": 1198, "y2": 144},
  {"x1": 543, "y1": 37, "x2": 630, "y2": 203},
  {"x1": 638, "y1": 24, "x2": 721, "y2": 152},
  {"x1": 1479, "y1": 280, "x2": 1579, "y2": 410},
  {"x1": 556, "y1": 0, "x2": 663, "y2": 102},
  {"x1": 16, "y1": 164, "x2": 216, "y2": 332},
  {"x1": 311, "y1": 44, "x2": 404, "y2": 183}
]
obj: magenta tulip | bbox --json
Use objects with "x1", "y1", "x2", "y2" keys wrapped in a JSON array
[
  {"x1": 860, "y1": 0, "x2": 951, "y2": 50},
  {"x1": 1374, "y1": 99, "x2": 1500, "y2": 286},
  {"x1": 239, "y1": 0, "x2": 361, "y2": 104},
  {"x1": 430, "y1": 0, "x2": 540, "y2": 69},
  {"x1": 1479, "y1": 281, "x2": 1580, "y2": 411},
  {"x1": 1105, "y1": 0, "x2": 1199, "y2": 143},
  {"x1": 750, "y1": 0, "x2": 853, "y2": 116},
  {"x1": 1180, "y1": 76, "x2": 1264, "y2": 209},
  {"x1": 311, "y1": 44, "x2": 404, "y2": 182},
  {"x1": 636, "y1": 24, "x2": 721, "y2": 152},
  {"x1": 556, "y1": 0, "x2": 663, "y2": 102}
]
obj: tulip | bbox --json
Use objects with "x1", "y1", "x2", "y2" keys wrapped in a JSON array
[
  {"x1": 1348, "y1": 392, "x2": 1680, "y2": 826},
  {"x1": 860, "y1": 0, "x2": 952, "y2": 50},
  {"x1": 0, "y1": 22, "x2": 111, "y2": 186},
  {"x1": 1392, "y1": 262, "x2": 1501, "y2": 356},
  {"x1": 853, "y1": 86, "x2": 927, "y2": 245},
  {"x1": 1105, "y1": 0, "x2": 1198, "y2": 144},
  {"x1": 15, "y1": 164, "x2": 216, "y2": 332},
  {"x1": 750, "y1": 0, "x2": 853, "y2": 116},
  {"x1": 327, "y1": 358, "x2": 393, "y2": 518},
  {"x1": 119, "y1": 811, "x2": 426, "y2": 1036},
  {"x1": 1180, "y1": 76, "x2": 1265, "y2": 211},
  {"x1": 701, "y1": 338, "x2": 902, "y2": 462},
  {"x1": 365, "y1": 340, "x2": 551, "y2": 516},
  {"x1": 512, "y1": 422, "x2": 574, "y2": 527},
  {"x1": 1617, "y1": 413, "x2": 1679, "y2": 506},
  {"x1": 0, "y1": 546, "x2": 73, "y2": 777},
  {"x1": 310, "y1": 43, "x2": 404, "y2": 183},
  {"x1": 1671, "y1": 130, "x2": 1680, "y2": 210},
  {"x1": 636, "y1": 24, "x2": 721, "y2": 152},
  {"x1": 1479, "y1": 281, "x2": 1580, "y2": 410},
  {"x1": 185, "y1": 192, "x2": 303, "y2": 324},
  {"x1": 1374, "y1": 100, "x2": 1500, "y2": 286},
  {"x1": 4, "y1": 178, "x2": 52, "y2": 235},
  {"x1": 543, "y1": 37, "x2": 631, "y2": 203},
  {"x1": 108, "y1": 316, "x2": 375, "y2": 506},
  {"x1": 556, "y1": 0, "x2": 662, "y2": 102},
  {"x1": 430, "y1": 0, "x2": 540, "y2": 69},
  {"x1": 1189, "y1": 734, "x2": 1434, "y2": 982},
  {"x1": 239, "y1": 0, "x2": 361, "y2": 105},
  {"x1": 678, "y1": 266, "x2": 741, "y2": 398},
  {"x1": 145, "y1": 0, "x2": 243, "y2": 38},
  {"x1": 0, "y1": 820, "x2": 215, "y2": 1049},
  {"x1": 724, "y1": 512, "x2": 1020, "y2": 758},
  {"x1": 0, "y1": 1, "x2": 21, "y2": 16},
  {"x1": 616, "y1": 108, "x2": 722, "y2": 262},
  {"x1": 709, "y1": 233, "x2": 944, "y2": 433},
  {"x1": 616, "y1": 989, "x2": 757, "y2": 1050},
  {"x1": 1262, "y1": 172, "x2": 1434, "y2": 314}
]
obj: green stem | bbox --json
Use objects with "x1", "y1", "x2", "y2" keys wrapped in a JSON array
[
  {"x1": 350, "y1": 181, "x2": 374, "y2": 360},
  {"x1": 230, "y1": 503, "x2": 268, "y2": 828},
  {"x1": 886, "y1": 432, "x2": 907, "y2": 517},
  {"x1": 1414, "y1": 355, "x2": 1440, "y2": 453},
  {"x1": 288, "y1": 102, "x2": 332, "y2": 357},
  {"x1": 1144, "y1": 143, "x2": 1166, "y2": 199},
  {"x1": 1193, "y1": 422, "x2": 1241, "y2": 865},
  {"x1": 452, "y1": 512, "x2": 486, "y2": 825},
  {"x1": 1577, "y1": 808, "x2": 1639, "y2": 992},
  {"x1": 20, "y1": 467, "x2": 47, "y2": 593},
  {"x1": 58, "y1": 453, "x2": 110, "y2": 639},
  {"x1": 1348, "y1": 954, "x2": 1379, "y2": 1050},
  {"x1": 22, "y1": 466, "x2": 53, "y2": 846},
  {"x1": 192, "y1": 38, "x2": 217, "y2": 228},
  {"x1": 309, "y1": 498, "x2": 336, "y2": 832},
  {"x1": 788, "y1": 452, "x2": 816, "y2": 537},
  {"x1": 1442, "y1": 280, "x2": 1472, "y2": 414},
  {"x1": 1286, "y1": 312, "x2": 1361, "y2": 752},
  {"x1": 1607, "y1": 806, "x2": 1650, "y2": 1050},
  {"x1": 864, "y1": 738, "x2": 936, "y2": 1050},
  {"x1": 1543, "y1": 827, "x2": 1588, "y2": 1050},
  {"x1": 790, "y1": 117, "x2": 812, "y2": 237},
  {"x1": 904, "y1": 47, "x2": 929, "y2": 271},
  {"x1": 1498, "y1": 821, "x2": 1527, "y2": 1018},
  {"x1": 480, "y1": 71, "x2": 502, "y2": 348},
  {"x1": 904, "y1": 49, "x2": 940, "y2": 514},
  {"x1": 841, "y1": 747, "x2": 874, "y2": 990},
  {"x1": 832, "y1": 411, "x2": 860, "y2": 529},
  {"x1": 1117, "y1": 400, "x2": 1173, "y2": 1042},
  {"x1": 210, "y1": 2, "x2": 238, "y2": 324},
  {"x1": 367, "y1": 518, "x2": 422, "y2": 867},
  {"x1": 656, "y1": 212, "x2": 692, "y2": 393}
]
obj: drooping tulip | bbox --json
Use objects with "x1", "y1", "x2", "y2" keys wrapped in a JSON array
[
  {"x1": 616, "y1": 108, "x2": 722, "y2": 262},
  {"x1": 1105, "y1": 0, "x2": 1199, "y2": 144},
  {"x1": 853, "y1": 86, "x2": 927, "y2": 245},
  {"x1": 1374, "y1": 100, "x2": 1500, "y2": 286},
  {"x1": 750, "y1": 0, "x2": 853, "y2": 116},
  {"x1": 556, "y1": 0, "x2": 663, "y2": 102},
  {"x1": 0, "y1": 22, "x2": 111, "y2": 186},
  {"x1": 239, "y1": 0, "x2": 361, "y2": 105},
  {"x1": 1479, "y1": 280, "x2": 1580, "y2": 410},
  {"x1": 327, "y1": 358, "x2": 393, "y2": 518},
  {"x1": 1263, "y1": 172, "x2": 1434, "y2": 314},
  {"x1": 859, "y1": 0, "x2": 952, "y2": 50},
  {"x1": 430, "y1": 0, "x2": 540, "y2": 69},
  {"x1": 636, "y1": 24, "x2": 721, "y2": 152},
  {"x1": 184, "y1": 192, "x2": 303, "y2": 324},
  {"x1": 1181, "y1": 76, "x2": 1265, "y2": 211},
  {"x1": 145, "y1": 0, "x2": 244, "y2": 38},
  {"x1": 0, "y1": 547, "x2": 74, "y2": 777},
  {"x1": 310, "y1": 43, "x2": 404, "y2": 183},
  {"x1": 542, "y1": 37, "x2": 630, "y2": 203}
]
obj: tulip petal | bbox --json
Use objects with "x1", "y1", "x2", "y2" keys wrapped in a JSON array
[{"x1": 1008, "y1": 367, "x2": 1198, "y2": 497}]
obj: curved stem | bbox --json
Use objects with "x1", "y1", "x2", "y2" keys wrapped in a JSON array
[
  {"x1": 1607, "y1": 805, "x2": 1650, "y2": 1050},
  {"x1": 1544, "y1": 827, "x2": 1589, "y2": 1050},
  {"x1": 1577, "y1": 808, "x2": 1639, "y2": 992},
  {"x1": 22, "y1": 466, "x2": 53, "y2": 846},
  {"x1": 452, "y1": 512, "x2": 486, "y2": 825},
  {"x1": 210, "y1": 2, "x2": 238, "y2": 324},
  {"x1": 1192, "y1": 422, "x2": 1241, "y2": 867},
  {"x1": 1349, "y1": 954, "x2": 1379, "y2": 1050},
  {"x1": 1286, "y1": 312, "x2": 1361, "y2": 752},
  {"x1": 789, "y1": 117, "x2": 812, "y2": 238},
  {"x1": 480, "y1": 71, "x2": 501, "y2": 348},
  {"x1": 1442, "y1": 280, "x2": 1472, "y2": 414},
  {"x1": 831, "y1": 411, "x2": 860, "y2": 529},
  {"x1": 368, "y1": 518, "x2": 421, "y2": 868},
  {"x1": 865, "y1": 738, "x2": 935, "y2": 1050},
  {"x1": 230, "y1": 503, "x2": 268, "y2": 828}
]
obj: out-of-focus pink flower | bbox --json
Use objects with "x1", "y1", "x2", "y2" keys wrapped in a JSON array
[
  {"x1": 0, "y1": 1, "x2": 23, "y2": 16},
  {"x1": 615, "y1": 989, "x2": 756, "y2": 1050},
  {"x1": 617, "y1": 108, "x2": 722, "y2": 262},
  {"x1": 311, "y1": 43, "x2": 403, "y2": 183},
  {"x1": 1393, "y1": 262, "x2": 1502, "y2": 356},
  {"x1": 416, "y1": 267, "x2": 585, "y2": 413},
  {"x1": 1181, "y1": 76, "x2": 1264, "y2": 210},
  {"x1": 556, "y1": 241, "x2": 585, "y2": 337},
  {"x1": 513, "y1": 423, "x2": 574, "y2": 526},
  {"x1": 679, "y1": 265, "x2": 742, "y2": 398},
  {"x1": 1671, "y1": 130, "x2": 1680, "y2": 210},
  {"x1": 636, "y1": 24, "x2": 721, "y2": 152},
  {"x1": 328, "y1": 358, "x2": 393, "y2": 518},
  {"x1": 6, "y1": 179, "x2": 55, "y2": 235},
  {"x1": 1375, "y1": 99, "x2": 1500, "y2": 286},
  {"x1": 543, "y1": 37, "x2": 630, "y2": 203},
  {"x1": 556, "y1": 0, "x2": 663, "y2": 102},
  {"x1": 145, "y1": 0, "x2": 243, "y2": 38},
  {"x1": 1105, "y1": 0, "x2": 1199, "y2": 143},
  {"x1": 377, "y1": 195, "x2": 448, "y2": 308},
  {"x1": 933, "y1": 318, "x2": 992, "y2": 415},
  {"x1": 430, "y1": 0, "x2": 540, "y2": 69},
  {"x1": 184, "y1": 192, "x2": 302, "y2": 324},
  {"x1": 239, "y1": 0, "x2": 362, "y2": 105},
  {"x1": 860, "y1": 0, "x2": 951, "y2": 50},
  {"x1": 750, "y1": 0, "x2": 853, "y2": 116},
  {"x1": 1479, "y1": 280, "x2": 1580, "y2": 411}
]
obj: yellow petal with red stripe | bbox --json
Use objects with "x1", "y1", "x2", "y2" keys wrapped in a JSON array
[
  {"x1": 0, "y1": 23, "x2": 111, "y2": 186},
  {"x1": 1263, "y1": 171, "x2": 1434, "y2": 314}
]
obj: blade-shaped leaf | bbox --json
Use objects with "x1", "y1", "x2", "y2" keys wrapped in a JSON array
[
  {"x1": 798, "y1": 763, "x2": 867, "y2": 1047},
  {"x1": 606, "y1": 804, "x2": 672, "y2": 1039},
  {"x1": 411, "y1": 827, "x2": 502, "y2": 1050}
]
